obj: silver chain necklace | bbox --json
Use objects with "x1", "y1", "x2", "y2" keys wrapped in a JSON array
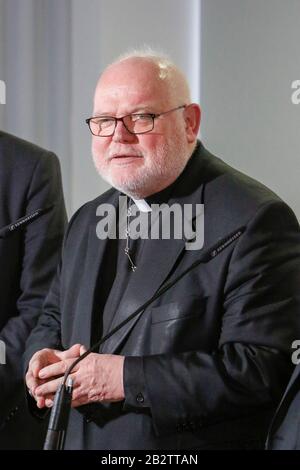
[{"x1": 124, "y1": 200, "x2": 137, "y2": 272}]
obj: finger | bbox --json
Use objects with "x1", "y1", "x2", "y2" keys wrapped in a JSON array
[
  {"x1": 26, "y1": 371, "x2": 41, "y2": 395},
  {"x1": 35, "y1": 377, "x2": 63, "y2": 397},
  {"x1": 30, "y1": 357, "x2": 45, "y2": 378},
  {"x1": 36, "y1": 396, "x2": 46, "y2": 409},
  {"x1": 39, "y1": 361, "x2": 68, "y2": 379},
  {"x1": 27, "y1": 379, "x2": 40, "y2": 396},
  {"x1": 80, "y1": 345, "x2": 87, "y2": 355},
  {"x1": 26, "y1": 379, "x2": 44, "y2": 397},
  {"x1": 40, "y1": 356, "x2": 81, "y2": 379},
  {"x1": 36, "y1": 395, "x2": 54, "y2": 408},
  {"x1": 55, "y1": 344, "x2": 82, "y2": 360},
  {"x1": 45, "y1": 397, "x2": 54, "y2": 408},
  {"x1": 30, "y1": 349, "x2": 61, "y2": 378},
  {"x1": 25, "y1": 370, "x2": 36, "y2": 389},
  {"x1": 71, "y1": 396, "x2": 89, "y2": 408}
]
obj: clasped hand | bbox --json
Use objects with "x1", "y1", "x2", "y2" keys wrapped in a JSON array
[{"x1": 25, "y1": 344, "x2": 125, "y2": 408}]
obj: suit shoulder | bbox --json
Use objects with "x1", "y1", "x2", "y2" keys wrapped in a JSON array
[
  {"x1": 72, "y1": 187, "x2": 117, "y2": 219},
  {"x1": 191, "y1": 144, "x2": 299, "y2": 235},
  {"x1": 65, "y1": 187, "x2": 118, "y2": 235},
  {"x1": 200, "y1": 145, "x2": 283, "y2": 211},
  {"x1": 0, "y1": 131, "x2": 58, "y2": 169}
]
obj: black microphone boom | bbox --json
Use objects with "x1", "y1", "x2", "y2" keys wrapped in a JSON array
[
  {"x1": 0, "y1": 206, "x2": 53, "y2": 239},
  {"x1": 43, "y1": 225, "x2": 245, "y2": 450}
]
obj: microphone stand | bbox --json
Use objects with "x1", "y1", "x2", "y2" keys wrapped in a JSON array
[
  {"x1": 43, "y1": 225, "x2": 245, "y2": 450},
  {"x1": 43, "y1": 377, "x2": 73, "y2": 450}
]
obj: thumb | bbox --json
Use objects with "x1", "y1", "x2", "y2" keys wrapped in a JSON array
[
  {"x1": 80, "y1": 345, "x2": 87, "y2": 355},
  {"x1": 56, "y1": 343, "x2": 82, "y2": 359},
  {"x1": 68, "y1": 343, "x2": 83, "y2": 356}
]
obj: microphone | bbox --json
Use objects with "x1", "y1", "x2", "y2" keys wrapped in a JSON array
[
  {"x1": 0, "y1": 206, "x2": 53, "y2": 239},
  {"x1": 43, "y1": 377, "x2": 73, "y2": 450},
  {"x1": 43, "y1": 225, "x2": 245, "y2": 450}
]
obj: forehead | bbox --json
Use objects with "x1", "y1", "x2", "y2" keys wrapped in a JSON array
[{"x1": 94, "y1": 61, "x2": 171, "y2": 111}]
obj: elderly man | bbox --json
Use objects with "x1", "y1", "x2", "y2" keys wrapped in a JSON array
[
  {"x1": 25, "y1": 51, "x2": 300, "y2": 450},
  {"x1": 0, "y1": 130, "x2": 67, "y2": 448}
]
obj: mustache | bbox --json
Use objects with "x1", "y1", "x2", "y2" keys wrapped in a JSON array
[{"x1": 106, "y1": 149, "x2": 144, "y2": 159}]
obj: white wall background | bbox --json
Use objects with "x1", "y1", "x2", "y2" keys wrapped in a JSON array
[
  {"x1": 201, "y1": 0, "x2": 300, "y2": 217},
  {"x1": 0, "y1": 0, "x2": 73, "y2": 209},
  {"x1": 0, "y1": 0, "x2": 300, "y2": 219}
]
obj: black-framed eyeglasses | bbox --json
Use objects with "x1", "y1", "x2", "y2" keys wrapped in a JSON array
[{"x1": 85, "y1": 105, "x2": 187, "y2": 137}]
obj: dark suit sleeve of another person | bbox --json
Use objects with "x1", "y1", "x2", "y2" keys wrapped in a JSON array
[
  {"x1": 23, "y1": 204, "x2": 87, "y2": 367},
  {"x1": 124, "y1": 200, "x2": 300, "y2": 436},
  {"x1": 0, "y1": 152, "x2": 67, "y2": 418}
]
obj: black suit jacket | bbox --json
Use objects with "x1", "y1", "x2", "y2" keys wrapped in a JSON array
[
  {"x1": 0, "y1": 131, "x2": 67, "y2": 448},
  {"x1": 266, "y1": 362, "x2": 300, "y2": 449},
  {"x1": 25, "y1": 142, "x2": 300, "y2": 449}
]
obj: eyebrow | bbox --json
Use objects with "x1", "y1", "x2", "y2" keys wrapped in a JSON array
[
  {"x1": 131, "y1": 107, "x2": 155, "y2": 113},
  {"x1": 93, "y1": 107, "x2": 156, "y2": 116}
]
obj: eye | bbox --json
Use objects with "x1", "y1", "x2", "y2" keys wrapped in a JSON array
[
  {"x1": 96, "y1": 118, "x2": 115, "y2": 128},
  {"x1": 131, "y1": 114, "x2": 152, "y2": 122}
]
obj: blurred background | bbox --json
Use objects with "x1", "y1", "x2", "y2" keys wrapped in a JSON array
[{"x1": 0, "y1": 0, "x2": 299, "y2": 218}]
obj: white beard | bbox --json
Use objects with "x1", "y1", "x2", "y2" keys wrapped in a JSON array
[{"x1": 92, "y1": 135, "x2": 191, "y2": 198}]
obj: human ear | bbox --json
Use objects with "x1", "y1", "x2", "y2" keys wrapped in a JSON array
[{"x1": 184, "y1": 104, "x2": 201, "y2": 143}]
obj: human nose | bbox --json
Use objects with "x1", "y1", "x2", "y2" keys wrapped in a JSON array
[{"x1": 112, "y1": 119, "x2": 136, "y2": 143}]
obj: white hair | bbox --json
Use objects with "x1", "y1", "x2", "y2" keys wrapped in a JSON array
[
  {"x1": 115, "y1": 46, "x2": 173, "y2": 69},
  {"x1": 108, "y1": 46, "x2": 191, "y2": 104}
]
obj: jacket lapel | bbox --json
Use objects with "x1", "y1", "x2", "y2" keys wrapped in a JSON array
[{"x1": 73, "y1": 192, "x2": 119, "y2": 348}]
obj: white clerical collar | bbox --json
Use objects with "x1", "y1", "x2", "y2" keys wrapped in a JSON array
[{"x1": 131, "y1": 198, "x2": 152, "y2": 213}]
